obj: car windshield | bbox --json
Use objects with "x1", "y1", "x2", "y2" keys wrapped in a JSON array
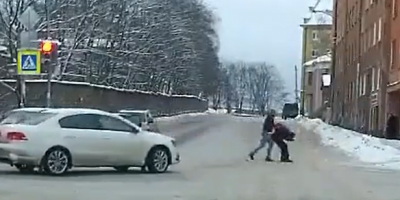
[
  {"x1": 284, "y1": 104, "x2": 298, "y2": 112},
  {"x1": 0, "y1": 110, "x2": 56, "y2": 125}
]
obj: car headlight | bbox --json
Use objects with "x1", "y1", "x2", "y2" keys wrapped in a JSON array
[{"x1": 171, "y1": 140, "x2": 176, "y2": 147}]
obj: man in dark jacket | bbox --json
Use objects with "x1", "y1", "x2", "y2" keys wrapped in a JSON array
[
  {"x1": 271, "y1": 123, "x2": 294, "y2": 162},
  {"x1": 248, "y1": 109, "x2": 276, "y2": 161}
]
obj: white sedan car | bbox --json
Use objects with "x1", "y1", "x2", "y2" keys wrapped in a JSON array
[{"x1": 0, "y1": 108, "x2": 180, "y2": 175}]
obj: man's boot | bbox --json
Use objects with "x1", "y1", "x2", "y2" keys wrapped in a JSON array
[
  {"x1": 265, "y1": 156, "x2": 274, "y2": 162},
  {"x1": 248, "y1": 153, "x2": 255, "y2": 160},
  {"x1": 280, "y1": 157, "x2": 293, "y2": 162}
]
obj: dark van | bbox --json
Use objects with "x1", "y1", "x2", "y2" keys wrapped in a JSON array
[{"x1": 282, "y1": 103, "x2": 299, "y2": 119}]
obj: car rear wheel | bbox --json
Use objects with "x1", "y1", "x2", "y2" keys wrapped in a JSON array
[
  {"x1": 42, "y1": 148, "x2": 70, "y2": 175},
  {"x1": 15, "y1": 164, "x2": 35, "y2": 173},
  {"x1": 146, "y1": 147, "x2": 170, "y2": 173}
]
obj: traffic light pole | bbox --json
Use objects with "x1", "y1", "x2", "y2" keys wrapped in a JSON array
[
  {"x1": 45, "y1": 0, "x2": 51, "y2": 108},
  {"x1": 46, "y1": 62, "x2": 52, "y2": 107}
]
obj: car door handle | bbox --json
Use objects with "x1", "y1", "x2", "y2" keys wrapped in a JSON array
[
  {"x1": 64, "y1": 136, "x2": 76, "y2": 139},
  {"x1": 102, "y1": 137, "x2": 111, "y2": 140}
]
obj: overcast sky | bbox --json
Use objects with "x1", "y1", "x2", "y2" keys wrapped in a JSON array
[{"x1": 204, "y1": 0, "x2": 332, "y2": 101}]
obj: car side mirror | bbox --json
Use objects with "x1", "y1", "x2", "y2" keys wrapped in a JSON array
[
  {"x1": 148, "y1": 118, "x2": 154, "y2": 123},
  {"x1": 138, "y1": 122, "x2": 142, "y2": 127},
  {"x1": 131, "y1": 127, "x2": 140, "y2": 134}
]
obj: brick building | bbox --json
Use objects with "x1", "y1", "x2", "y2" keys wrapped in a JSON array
[
  {"x1": 300, "y1": 24, "x2": 332, "y2": 114},
  {"x1": 387, "y1": 0, "x2": 400, "y2": 128},
  {"x1": 332, "y1": 0, "x2": 388, "y2": 135}
]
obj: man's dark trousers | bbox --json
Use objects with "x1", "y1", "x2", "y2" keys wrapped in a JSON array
[{"x1": 272, "y1": 138, "x2": 289, "y2": 160}]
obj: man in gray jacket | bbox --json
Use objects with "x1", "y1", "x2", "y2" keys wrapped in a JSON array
[{"x1": 248, "y1": 109, "x2": 276, "y2": 161}]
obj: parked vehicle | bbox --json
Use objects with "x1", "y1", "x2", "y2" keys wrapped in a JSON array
[
  {"x1": 0, "y1": 108, "x2": 180, "y2": 175},
  {"x1": 117, "y1": 109, "x2": 160, "y2": 133},
  {"x1": 282, "y1": 103, "x2": 299, "y2": 119}
]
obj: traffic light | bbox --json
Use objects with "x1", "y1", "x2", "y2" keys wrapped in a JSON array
[{"x1": 40, "y1": 40, "x2": 58, "y2": 62}]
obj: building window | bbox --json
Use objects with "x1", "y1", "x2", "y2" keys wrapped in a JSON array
[
  {"x1": 377, "y1": 68, "x2": 380, "y2": 89},
  {"x1": 362, "y1": 74, "x2": 367, "y2": 95},
  {"x1": 312, "y1": 31, "x2": 318, "y2": 40},
  {"x1": 378, "y1": 17, "x2": 382, "y2": 41},
  {"x1": 364, "y1": 33, "x2": 367, "y2": 52},
  {"x1": 391, "y1": 39, "x2": 396, "y2": 68},
  {"x1": 356, "y1": 63, "x2": 360, "y2": 97},
  {"x1": 369, "y1": 27, "x2": 373, "y2": 47},
  {"x1": 350, "y1": 82, "x2": 353, "y2": 100},
  {"x1": 373, "y1": 22, "x2": 377, "y2": 45},
  {"x1": 371, "y1": 67, "x2": 375, "y2": 91},
  {"x1": 311, "y1": 49, "x2": 318, "y2": 57},
  {"x1": 361, "y1": 16, "x2": 365, "y2": 33},
  {"x1": 369, "y1": 106, "x2": 379, "y2": 130},
  {"x1": 307, "y1": 72, "x2": 313, "y2": 85},
  {"x1": 359, "y1": 75, "x2": 363, "y2": 96}
]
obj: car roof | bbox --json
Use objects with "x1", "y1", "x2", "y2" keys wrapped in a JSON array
[
  {"x1": 11, "y1": 107, "x2": 109, "y2": 115},
  {"x1": 118, "y1": 109, "x2": 149, "y2": 114}
]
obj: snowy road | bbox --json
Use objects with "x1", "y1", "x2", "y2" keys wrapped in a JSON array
[{"x1": 1, "y1": 114, "x2": 400, "y2": 199}]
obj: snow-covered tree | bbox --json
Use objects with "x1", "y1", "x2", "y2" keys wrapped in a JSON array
[{"x1": 0, "y1": 0, "x2": 220, "y2": 96}]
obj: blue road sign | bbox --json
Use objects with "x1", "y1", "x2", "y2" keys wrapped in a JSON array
[{"x1": 17, "y1": 49, "x2": 41, "y2": 75}]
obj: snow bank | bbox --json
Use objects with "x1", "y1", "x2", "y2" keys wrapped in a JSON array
[
  {"x1": 299, "y1": 118, "x2": 400, "y2": 169},
  {"x1": 157, "y1": 108, "x2": 226, "y2": 121},
  {"x1": 205, "y1": 108, "x2": 227, "y2": 114}
]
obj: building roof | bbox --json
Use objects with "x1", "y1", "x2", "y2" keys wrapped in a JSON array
[
  {"x1": 300, "y1": 23, "x2": 331, "y2": 28},
  {"x1": 300, "y1": 0, "x2": 333, "y2": 26},
  {"x1": 303, "y1": 54, "x2": 331, "y2": 66}
]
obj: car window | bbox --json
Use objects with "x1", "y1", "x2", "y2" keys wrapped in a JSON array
[
  {"x1": 99, "y1": 115, "x2": 138, "y2": 133},
  {"x1": 1, "y1": 111, "x2": 56, "y2": 125},
  {"x1": 59, "y1": 114, "x2": 101, "y2": 129},
  {"x1": 119, "y1": 112, "x2": 146, "y2": 122},
  {"x1": 119, "y1": 114, "x2": 141, "y2": 126}
]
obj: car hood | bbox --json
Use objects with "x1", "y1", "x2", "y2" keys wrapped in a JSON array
[{"x1": 142, "y1": 130, "x2": 174, "y2": 141}]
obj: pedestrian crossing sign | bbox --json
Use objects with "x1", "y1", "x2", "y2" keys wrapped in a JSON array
[{"x1": 17, "y1": 49, "x2": 41, "y2": 75}]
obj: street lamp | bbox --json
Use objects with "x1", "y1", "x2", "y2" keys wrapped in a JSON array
[{"x1": 309, "y1": 6, "x2": 333, "y2": 17}]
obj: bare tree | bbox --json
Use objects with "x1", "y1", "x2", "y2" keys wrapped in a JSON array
[
  {"x1": 220, "y1": 61, "x2": 287, "y2": 115},
  {"x1": 0, "y1": 0, "x2": 221, "y2": 99}
]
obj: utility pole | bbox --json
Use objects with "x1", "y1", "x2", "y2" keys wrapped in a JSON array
[{"x1": 295, "y1": 65, "x2": 299, "y2": 103}]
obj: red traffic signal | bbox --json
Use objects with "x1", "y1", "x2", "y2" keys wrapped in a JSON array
[{"x1": 40, "y1": 40, "x2": 54, "y2": 54}]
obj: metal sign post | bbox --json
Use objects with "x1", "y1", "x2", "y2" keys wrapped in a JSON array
[{"x1": 17, "y1": 6, "x2": 41, "y2": 107}]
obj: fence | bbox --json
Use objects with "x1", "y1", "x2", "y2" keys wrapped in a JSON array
[{"x1": 0, "y1": 80, "x2": 208, "y2": 116}]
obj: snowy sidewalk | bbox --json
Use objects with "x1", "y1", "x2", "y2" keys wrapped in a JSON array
[{"x1": 296, "y1": 117, "x2": 400, "y2": 170}]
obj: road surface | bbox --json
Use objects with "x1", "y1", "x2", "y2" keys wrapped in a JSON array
[{"x1": 1, "y1": 114, "x2": 400, "y2": 200}]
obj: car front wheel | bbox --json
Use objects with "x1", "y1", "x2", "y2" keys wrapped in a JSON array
[
  {"x1": 146, "y1": 147, "x2": 170, "y2": 173},
  {"x1": 42, "y1": 148, "x2": 70, "y2": 175}
]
